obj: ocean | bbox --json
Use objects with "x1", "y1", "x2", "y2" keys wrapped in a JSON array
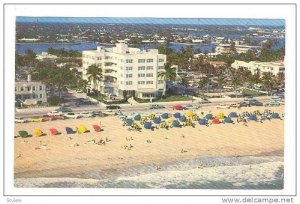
[{"x1": 14, "y1": 155, "x2": 284, "y2": 189}]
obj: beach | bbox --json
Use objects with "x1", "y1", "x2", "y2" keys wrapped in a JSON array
[{"x1": 14, "y1": 106, "x2": 284, "y2": 188}]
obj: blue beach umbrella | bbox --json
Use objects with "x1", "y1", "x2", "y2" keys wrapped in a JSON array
[
  {"x1": 179, "y1": 116, "x2": 187, "y2": 122},
  {"x1": 229, "y1": 112, "x2": 238, "y2": 118},
  {"x1": 172, "y1": 120, "x2": 180, "y2": 127},
  {"x1": 198, "y1": 119, "x2": 207, "y2": 125},
  {"x1": 144, "y1": 122, "x2": 152, "y2": 129},
  {"x1": 173, "y1": 112, "x2": 181, "y2": 119},
  {"x1": 248, "y1": 115, "x2": 257, "y2": 121},
  {"x1": 272, "y1": 112, "x2": 280, "y2": 119},
  {"x1": 153, "y1": 117, "x2": 161, "y2": 124}
]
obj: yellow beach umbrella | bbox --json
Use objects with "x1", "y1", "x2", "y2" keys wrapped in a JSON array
[
  {"x1": 186, "y1": 110, "x2": 195, "y2": 117},
  {"x1": 216, "y1": 112, "x2": 225, "y2": 119},
  {"x1": 34, "y1": 129, "x2": 43, "y2": 137},
  {"x1": 78, "y1": 125, "x2": 88, "y2": 133},
  {"x1": 166, "y1": 117, "x2": 174, "y2": 124}
]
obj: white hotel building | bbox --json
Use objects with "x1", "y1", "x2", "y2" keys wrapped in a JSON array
[
  {"x1": 82, "y1": 43, "x2": 166, "y2": 99},
  {"x1": 231, "y1": 60, "x2": 285, "y2": 76}
]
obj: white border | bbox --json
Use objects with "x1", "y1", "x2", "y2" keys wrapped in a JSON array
[{"x1": 3, "y1": 3, "x2": 296, "y2": 196}]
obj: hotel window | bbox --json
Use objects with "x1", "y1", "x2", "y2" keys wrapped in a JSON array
[
  {"x1": 39, "y1": 86, "x2": 43, "y2": 90},
  {"x1": 158, "y1": 80, "x2": 164, "y2": 84},
  {"x1": 158, "y1": 66, "x2": 164, "y2": 70},
  {"x1": 146, "y1": 73, "x2": 153, "y2": 77},
  {"x1": 40, "y1": 94, "x2": 43, "y2": 98},
  {"x1": 126, "y1": 59, "x2": 133, "y2": 63},
  {"x1": 126, "y1": 81, "x2": 133, "y2": 85},
  {"x1": 138, "y1": 66, "x2": 145, "y2": 70},
  {"x1": 126, "y1": 67, "x2": 133, "y2": 71},
  {"x1": 138, "y1": 81, "x2": 145, "y2": 85},
  {"x1": 138, "y1": 74, "x2": 145, "y2": 77},
  {"x1": 32, "y1": 86, "x2": 36, "y2": 91},
  {"x1": 146, "y1": 66, "x2": 153, "y2": 70},
  {"x1": 147, "y1": 59, "x2": 153, "y2": 63},
  {"x1": 158, "y1": 59, "x2": 164, "y2": 62},
  {"x1": 15, "y1": 87, "x2": 17, "y2": 91},
  {"x1": 27, "y1": 87, "x2": 31, "y2": 91},
  {"x1": 138, "y1": 59, "x2": 145, "y2": 63},
  {"x1": 20, "y1": 87, "x2": 24, "y2": 91},
  {"x1": 146, "y1": 81, "x2": 153, "y2": 84},
  {"x1": 126, "y1": 74, "x2": 132, "y2": 78},
  {"x1": 97, "y1": 57, "x2": 101, "y2": 60}
]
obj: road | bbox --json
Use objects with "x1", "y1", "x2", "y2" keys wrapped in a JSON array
[{"x1": 15, "y1": 96, "x2": 272, "y2": 119}]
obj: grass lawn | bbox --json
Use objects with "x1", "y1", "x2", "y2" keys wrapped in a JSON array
[
  {"x1": 154, "y1": 95, "x2": 193, "y2": 102},
  {"x1": 90, "y1": 94, "x2": 128, "y2": 104},
  {"x1": 242, "y1": 89, "x2": 267, "y2": 97}
]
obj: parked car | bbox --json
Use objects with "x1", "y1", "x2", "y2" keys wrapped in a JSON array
[
  {"x1": 149, "y1": 104, "x2": 165, "y2": 109},
  {"x1": 265, "y1": 100, "x2": 280, "y2": 107},
  {"x1": 79, "y1": 112, "x2": 94, "y2": 118},
  {"x1": 230, "y1": 103, "x2": 241, "y2": 108},
  {"x1": 249, "y1": 100, "x2": 263, "y2": 106},
  {"x1": 184, "y1": 104, "x2": 199, "y2": 110},
  {"x1": 15, "y1": 117, "x2": 27, "y2": 123},
  {"x1": 28, "y1": 117, "x2": 45, "y2": 122},
  {"x1": 42, "y1": 115, "x2": 65, "y2": 121},
  {"x1": 198, "y1": 98, "x2": 211, "y2": 104},
  {"x1": 239, "y1": 101, "x2": 250, "y2": 107},
  {"x1": 56, "y1": 107, "x2": 72, "y2": 113},
  {"x1": 172, "y1": 104, "x2": 185, "y2": 110},
  {"x1": 47, "y1": 110, "x2": 63, "y2": 116},
  {"x1": 106, "y1": 105, "x2": 121, "y2": 110},
  {"x1": 76, "y1": 89, "x2": 83, "y2": 93},
  {"x1": 216, "y1": 104, "x2": 230, "y2": 109},
  {"x1": 64, "y1": 112, "x2": 80, "y2": 119},
  {"x1": 92, "y1": 111, "x2": 106, "y2": 117},
  {"x1": 244, "y1": 96, "x2": 254, "y2": 101}
]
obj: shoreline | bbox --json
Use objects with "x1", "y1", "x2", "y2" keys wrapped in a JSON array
[{"x1": 14, "y1": 154, "x2": 284, "y2": 189}]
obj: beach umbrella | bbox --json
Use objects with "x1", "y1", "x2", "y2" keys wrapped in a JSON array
[
  {"x1": 126, "y1": 119, "x2": 133, "y2": 126},
  {"x1": 34, "y1": 129, "x2": 43, "y2": 137},
  {"x1": 272, "y1": 112, "x2": 280, "y2": 119},
  {"x1": 19, "y1": 130, "x2": 29, "y2": 138},
  {"x1": 224, "y1": 117, "x2": 233, "y2": 123},
  {"x1": 205, "y1": 114, "x2": 213, "y2": 120},
  {"x1": 216, "y1": 112, "x2": 225, "y2": 119},
  {"x1": 173, "y1": 112, "x2": 181, "y2": 118},
  {"x1": 229, "y1": 112, "x2": 238, "y2": 118},
  {"x1": 248, "y1": 115, "x2": 257, "y2": 121},
  {"x1": 144, "y1": 122, "x2": 152, "y2": 129},
  {"x1": 134, "y1": 114, "x2": 141, "y2": 121},
  {"x1": 166, "y1": 117, "x2": 174, "y2": 124},
  {"x1": 161, "y1": 113, "x2": 169, "y2": 119},
  {"x1": 212, "y1": 118, "x2": 220, "y2": 124},
  {"x1": 78, "y1": 125, "x2": 88, "y2": 133},
  {"x1": 172, "y1": 120, "x2": 180, "y2": 127},
  {"x1": 153, "y1": 117, "x2": 161, "y2": 124},
  {"x1": 186, "y1": 110, "x2": 195, "y2": 117},
  {"x1": 179, "y1": 116, "x2": 187, "y2": 122},
  {"x1": 198, "y1": 119, "x2": 207, "y2": 125}
]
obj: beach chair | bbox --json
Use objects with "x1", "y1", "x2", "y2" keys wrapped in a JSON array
[
  {"x1": 49, "y1": 128, "x2": 59, "y2": 135},
  {"x1": 65, "y1": 127, "x2": 75, "y2": 134},
  {"x1": 78, "y1": 125, "x2": 88, "y2": 133},
  {"x1": 34, "y1": 129, "x2": 43, "y2": 137},
  {"x1": 19, "y1": 130, "x2": 29, "y2": 138},
  {"x1": 93, "y1": 125, "x2": 101, "y2": 132}
]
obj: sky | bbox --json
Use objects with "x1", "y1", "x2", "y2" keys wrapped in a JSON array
[{"x1": 16, "y1": 17, "x2": 285, "y2": 26}]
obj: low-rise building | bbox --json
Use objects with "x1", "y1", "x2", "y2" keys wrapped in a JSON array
[
  {"x1": 215, "y1": 44, "x2": 232, "y2": 54},
  {"x1": 36, "y1": 52, "x2": 58, "y2": 61},
  {"x1": 235, "y1": 45, "x2": 261, "y2": 54},
  {"x1": 15, "y1": 75, "x2": 47, "y2": 106},
  {"x1": 231, "y1": 60, "x2": 285, "y2": 76},
  {"x1": 82, "y1": 43, "x2": 166, "y2": 99}
]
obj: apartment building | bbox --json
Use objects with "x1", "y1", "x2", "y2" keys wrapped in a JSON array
[
  {"x1": 215, "y1": 44, "x2": 232, "y2": 54},
  {"x1": 235, "y1": 45, "x2": 261, "y2": 54},
  {"x1": 82, "y1": 43, "x2": 166, "y2": 99},
  {"x1": 15, "y1": 75, "x2": 47, "y2": 106},
  {"x1": 36, "y1": 52, "x2": 58, "y2": 61},
  {"x1": 231, "y1": 60, "x2": 285, "y2": 76}
]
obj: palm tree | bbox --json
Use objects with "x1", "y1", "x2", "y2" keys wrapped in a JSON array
[
  {"x1": 261, "y1": 72, "x2": 277, "y2": 96},
  {"x1": 158, "y1": 63, "x2": 177, "y2": 96},
  {"x1": 277, "y1": 72, "x2": 285, "y2": 88},
  {"x1": 86, "y1": 64, "x2": 102, "y2": 96},
  {"x1": 198, "y1": 77, "x2": 210, "y2": 93},
  {"x1": 231, "y1": 73, "x2": 242, "y2": 98}
]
